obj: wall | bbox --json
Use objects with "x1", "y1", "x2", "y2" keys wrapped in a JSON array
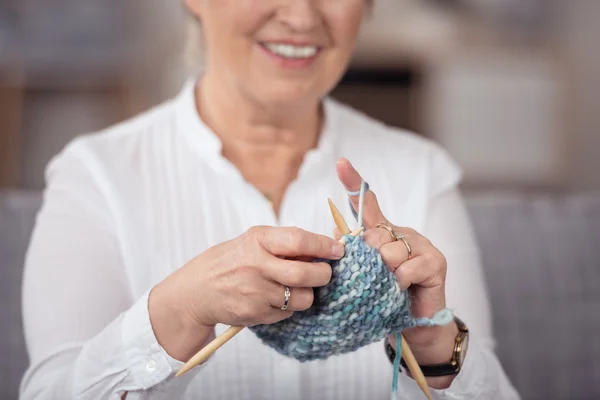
[
  {"x1": 5, "y1": 1, "x2": 600, "y2": 191},
  {"x1": 562, "y1": 1, "x2": 600, "y2": 190}
]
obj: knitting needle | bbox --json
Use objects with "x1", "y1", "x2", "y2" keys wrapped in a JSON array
[
  {"x1": 328, "y1": 198, "x2": 351, "y2": 236},
  {"x1": 176, "y1": 226, "x2": 364, "y2": 377},
  {"x1": 327, "y1": 199, "x2": 432, "y2": 400},
  {"x1": 401, "y1": 335, "x2": 432, "y2": 400}
]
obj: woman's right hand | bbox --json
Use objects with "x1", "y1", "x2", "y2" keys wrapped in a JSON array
[{"x1": 148, "y1": 226, "x2": 345, "y2": 362}]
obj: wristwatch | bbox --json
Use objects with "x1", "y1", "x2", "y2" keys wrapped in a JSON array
[{"x1": 384, "y1": 317, "x2": 469, "y2": 377}]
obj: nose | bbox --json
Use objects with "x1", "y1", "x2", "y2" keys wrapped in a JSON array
[{"x1": 278, "y1": 0, "x2": 321, "y2": 33}]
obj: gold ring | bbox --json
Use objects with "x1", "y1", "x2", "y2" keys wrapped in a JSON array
[
  {"x1": 376, "y1": 223, "x2": 398, "y2": 242},
  {"x1": 395, "y1": 233, "x2": 413, "y2": 260}
]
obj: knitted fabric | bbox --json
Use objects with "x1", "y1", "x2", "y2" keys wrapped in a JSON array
[
  {"x1": 249, "y1": 181, "x2": 453, "y2": 363},
  {"x1": 249, "y1": 181, "x2": 453, "y2": 399},
  {"x1": 249, "y1": 234, "x2": 453, "y2": 361}
]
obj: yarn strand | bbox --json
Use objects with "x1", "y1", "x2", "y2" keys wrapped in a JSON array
[
  {"x1": 392, "y1": 334, "x2": 402, "y2": 400},
  {"x1": 346, "y1": 181, "x2": 369, "y2": 229}
]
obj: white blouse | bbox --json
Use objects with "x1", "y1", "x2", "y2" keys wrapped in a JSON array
[{"x1": 20, "y1": 79, "x2": 519, "y2": 399}]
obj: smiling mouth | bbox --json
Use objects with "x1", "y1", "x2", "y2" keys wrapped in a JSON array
[{"x1": 260, "y1": 42, "x2": 319, "y2": 59}]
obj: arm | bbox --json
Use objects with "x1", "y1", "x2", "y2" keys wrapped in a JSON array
[
  {"x1": 21, "y1": 141, "x2": 345, "y2": 399},
  {"x1": 20, "y1": 143, "x2": 210, "y2": 400},
  {"x1": 420, "y1": 188, "x2": 520, "y2": 399}
]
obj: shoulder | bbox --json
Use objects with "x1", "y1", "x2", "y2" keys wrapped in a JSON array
[
  {"x1": 63, "y1": 99, "x2": 178, "y2": 161},
  {"x1": 47, "y1": 98, "x2": 180, "y2": 181},
  {"x1": 326, "y1": 98, "x2": 463, "y2": 198}
]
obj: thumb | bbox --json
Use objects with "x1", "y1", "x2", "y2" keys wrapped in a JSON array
[{"x1": 336, "y1": 158, "x2": 386, "y2": 229}]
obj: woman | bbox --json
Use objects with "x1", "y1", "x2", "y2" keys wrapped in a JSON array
[{"x1": 20, "y1": 0, "x2": 519, "y2": 399}]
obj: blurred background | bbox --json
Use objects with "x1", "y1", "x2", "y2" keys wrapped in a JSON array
[
  {"x1": 1, "y1": 1, "x2": 599, "y2": 399},
  {"x1": 2, "y1": 0, "x2": 599, "y2": 191}
]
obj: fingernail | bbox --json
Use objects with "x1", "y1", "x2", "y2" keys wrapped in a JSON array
[{"x1": 332, "y1": 243, "x2": 345, "y2": 258}]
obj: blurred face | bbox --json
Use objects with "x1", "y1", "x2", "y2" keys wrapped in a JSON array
[{"x1": 186, "y1": 0, "x2": 366, "y2": 105}]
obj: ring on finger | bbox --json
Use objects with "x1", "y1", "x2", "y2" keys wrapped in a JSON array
[
  {"x1": 395, "y1": 233, "x2": 413, "y2": 260},
  {"x1": 281, "y1": 285, "x2": 291, "y2": 311},
  {"x1": 375, "y1": 223, "x2": 398, "y2": 243}
]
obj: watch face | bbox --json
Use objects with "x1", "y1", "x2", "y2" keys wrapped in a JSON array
[{"x1": 458, "y1": 333, "x2": 470, "y2": 366}]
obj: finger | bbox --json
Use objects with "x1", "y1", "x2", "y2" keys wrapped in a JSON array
[
  {"x1": 379, "y1": 240, "x2": 411, "y2": 272},
  {"x1": 393, "y1": 255, "x2": 445, "y2": 291},
  {"x1": 362, "y1": 226, "x2": 397, "y2": 252},
  {"x1": 253, "y1": 226, "x2": 345, "y2": 260},
  {"x1": 251, "y1": 309, "x2": 294, "y2": 326},
  {"x1": 335, "y1": 158, "x2": 386, "y2": 228},
  {"x1": 378, "y1": 228, "x2": 423, "y2": 271},
  {"x1": 265, "y1": 284, "x2": 315, "y2": 312},
  {"x1": 263, "y1": 257, "x2": 333, "y2": 288},
  {"x1": 333, "y1": 227, "x2": 342, "y2": 240}
]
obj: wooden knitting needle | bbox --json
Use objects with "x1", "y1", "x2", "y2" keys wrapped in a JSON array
[
  {"x1": 401, "y1": 335, "x2": 432, "y2": 400},
  {"x1": 176, "y1": 226, "x2": 364, "y2": 377},
  {"x1": 328, "y1": 198, "x2": 351, "y2": 236},
  {"x1": 327, "y1": 199, "x2": 432, "y2": 400}
]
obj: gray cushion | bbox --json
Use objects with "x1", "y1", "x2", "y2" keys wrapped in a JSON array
[
  {"x1": 1, "y1": 191, "x2": 600, "y2": 399},
  {"x1": 0, "y1": 192, "x2": 41, "y2": 400},
  {"x1": 466, "y1": 192, "x2": 600, "y2": 400}
]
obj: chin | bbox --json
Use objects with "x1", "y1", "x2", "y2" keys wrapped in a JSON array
[{"x1": 250, "y1": 77, "x2": 336, "y2": 108}]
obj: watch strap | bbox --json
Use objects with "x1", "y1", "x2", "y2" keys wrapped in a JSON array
[{"x1": 399, "y1": 355, "x2": 460, "y2": 377}]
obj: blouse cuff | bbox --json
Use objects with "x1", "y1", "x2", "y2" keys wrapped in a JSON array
[
  {"x1": 121, "y1": 290, "x2": 194, "y2": 390},
  {"x1": 430, "y1": 338, "x2": 486, "y2": 399}
]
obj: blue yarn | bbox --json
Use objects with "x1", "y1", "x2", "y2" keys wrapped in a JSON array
[
  {"x1": 249, "y1": 181, "x2": 453, "y2": 397},
  {"x1": 392, "y1": 335, "x2": 402, "y2": 400},
  {"x1": 346, "y1": 181, "x2": 369, "y2": 223}
]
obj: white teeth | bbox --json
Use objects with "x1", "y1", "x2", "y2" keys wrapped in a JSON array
[{"x1": 263, "y1": 43, "x2": 318, "y2": 59}]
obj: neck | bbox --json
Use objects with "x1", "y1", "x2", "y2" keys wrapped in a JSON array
[
  {"x1": 195, "y1": 71, "x2": 323, "y2": 213},
  {"x1": 197, "y1": 70, "x2": 322, "y2": 150}
]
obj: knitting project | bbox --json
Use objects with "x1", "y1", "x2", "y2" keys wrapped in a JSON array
[
  {"x1": 249, "y1": 181, "x2": 452, "y2": 396},
  {"x1": 250, "y1": 233, "x2": 452, "y2": 361}
]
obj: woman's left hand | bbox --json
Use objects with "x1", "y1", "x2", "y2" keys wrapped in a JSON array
[{"x1": 335, "y1": 158, "x2": 459, "y2": 368}]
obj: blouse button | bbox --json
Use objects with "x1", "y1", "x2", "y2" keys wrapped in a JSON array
[{"x1": 146, "y1": 360, "x2": 157, "y2": 372}]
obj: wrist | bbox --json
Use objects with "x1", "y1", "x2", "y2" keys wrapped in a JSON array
[
  {"x1": 149, "y1": 282, "x2": 215, "y2": 362},
  {"x1": 410, "y1": 322, "x2": 459, "y2": 365},
  {"x1": 392, "y1": 322, "x2": 459, "y2": 366}
]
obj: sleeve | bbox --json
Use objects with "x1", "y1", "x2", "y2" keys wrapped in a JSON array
[
  {"x1": 419, "y1": 147, "x2": 520, "y2": 399},
  {"x1": 20, "y1": 140, "x2": 206, "y2": 400},
  {"x1": 428, "y1": 143, "x2": 463, "y2": 200}
]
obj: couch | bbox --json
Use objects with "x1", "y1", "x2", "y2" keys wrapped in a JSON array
[{"x1": 1, "y1": 191, "x2": 599, "y2": 400}]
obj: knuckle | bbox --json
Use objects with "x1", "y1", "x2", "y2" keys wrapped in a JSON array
[
  {"x1": 252, "y1": 308, "x2": 273, "y2": 326},
  {"x1": 287, "y1": 229, "x2": 307, "y2": 251},
  {"x1": 324, "y1": 263, "x2": 333, "y2": 282},
  {"x1": 285, "y1": 265, "x2": 306, "y2": 287},
  {"x1": 300, "y1": 289, "x2": 315, "y2": 310},
  {"x1": 423, "y1": 252, "x2": 437, "y2": 266},
  {"x1": 230, "y1": 303, "x2": 255, "y2": 323},
  {"x1": 436, "y1": 252, "x2": 447, "y2": 269},
  {"x1": 317, "y1": 263, "x2": 333, "y2": 285},
  {"x1": 245, "y1": 226, "x2": 274, "y2": 256},
  {"x1": 238, "y1": 280, "x2": 259, "y2": 298},
  {"x1": 395, "y1": 268, "x2": 410, "y2": 290},
  {"x1": 363, "y1": 230, "x2": 383, "y2": 248},
  {"x1": 264, "y1": 310, "x2": 293, "y2": 325},
  {"x1": 246, "y1": 226, "x2": 266, "y2": 240}
]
